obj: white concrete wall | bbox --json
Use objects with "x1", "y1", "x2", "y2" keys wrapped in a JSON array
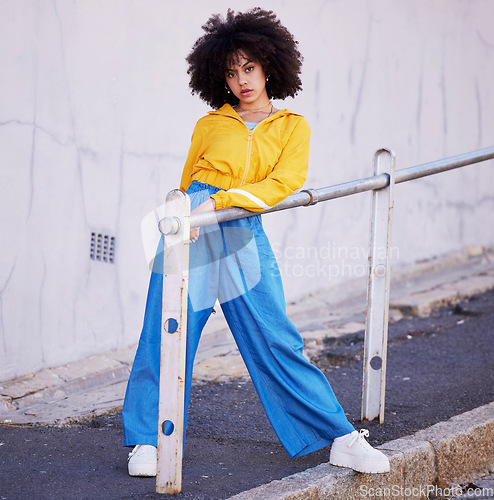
[{"x1": 1, "y1": 0, "x2": 493, "y2": 381}]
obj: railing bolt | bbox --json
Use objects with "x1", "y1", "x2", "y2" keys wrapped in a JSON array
[
  {"x1": 374, "y1": 264, "x2": 386, "y2": 277},
  {"x1": 159, "y1": 216, "x2": 181, "y2": 235}
]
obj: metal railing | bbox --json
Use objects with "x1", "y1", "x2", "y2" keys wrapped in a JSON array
[{"x1": 155, "y1": 145, "x2": 494, "y2": 493}]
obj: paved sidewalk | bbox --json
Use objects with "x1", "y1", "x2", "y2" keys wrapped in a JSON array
[
  {"x1": 0, "y1": 246, "x2": 493, "y2": 499},
  {"x1": 1, "y1": 246, "x2": 493, "y2": 426}
]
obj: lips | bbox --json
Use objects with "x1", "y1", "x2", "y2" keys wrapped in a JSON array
[{"x1": 241, "y1": 89, "x2": 253, "y2": 96}]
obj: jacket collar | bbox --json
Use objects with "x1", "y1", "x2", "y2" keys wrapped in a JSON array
[{"x1": 208, "y1": 103, "x2": 302, "y2": 123}]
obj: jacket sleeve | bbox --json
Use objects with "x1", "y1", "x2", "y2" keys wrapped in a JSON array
[
  {"x1": 210, "y1": 117, "x2": 310, "y2": 212},
  {"x1": 179, "y1": 121, "x2": 204, "y2": 192}
]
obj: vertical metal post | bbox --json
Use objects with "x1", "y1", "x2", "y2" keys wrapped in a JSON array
[
  {"x1": 156, "y1": 189, "x2": 190, "y2": 494},
  {"x1": 361, "y1": 149, "x2": 395, "y2": 423}
]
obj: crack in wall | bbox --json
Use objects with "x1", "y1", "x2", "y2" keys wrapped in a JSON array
[
  {"x1": 350, "y1": 12, "x2": 372, "y2": 145},
  {"x1": 476, "y1": 29, "x2": 494, "y2": 50},
  {"x1": 416, "y1": 51, "x2": 425, "y2": 159},
  {"x1": 52, "y1": 0, "x2": 90, "y2": 235},
  {"x1": 27, "y1": 98, "x2": 37, "y2": 219},
  {"x1": 475, "y1": 80, "x2": 482, "y2": 147},
  {"x1": 0, "y1": 119, "x2": 74, "y2": 148},
  {"x1": 38, "y1": 257, "x2": 47, "y2": 366},
  {"x1": 440, "y1": 52, "x2": 448, "y2": 155}
]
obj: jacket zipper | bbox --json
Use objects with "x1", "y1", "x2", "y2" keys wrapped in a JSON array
[{"x1": 240, "y1": 129, "x2": 254, "y2": 186}]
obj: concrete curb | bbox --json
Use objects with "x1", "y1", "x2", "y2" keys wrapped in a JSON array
[{"x1": 227, "y1": 402, "x2": 494, "y2": 499}]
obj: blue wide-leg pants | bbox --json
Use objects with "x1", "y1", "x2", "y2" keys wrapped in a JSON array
[{"x1": 122, "y1": 181, "x2": 354, "y2": 458}]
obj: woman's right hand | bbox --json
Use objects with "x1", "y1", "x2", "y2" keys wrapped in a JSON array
[{"x1": 190, "y1": 197, "x2": 216, "y2": 242}]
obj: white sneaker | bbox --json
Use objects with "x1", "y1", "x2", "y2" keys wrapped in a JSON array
[
  {"x1": 128, "y1": 445, "x2": 157, "y2": 477},
  {"x1": 330, "y1": 429, "x2": 390, "y2": 473}
]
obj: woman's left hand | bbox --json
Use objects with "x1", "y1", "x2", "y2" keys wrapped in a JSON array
[{"x1": 190, "y1": 197, "x2": 216, "y2": 242}]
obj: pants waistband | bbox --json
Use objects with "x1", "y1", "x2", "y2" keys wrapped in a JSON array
[{"x1": 187, "y1": 180, "x2": 222, "y2": 195}]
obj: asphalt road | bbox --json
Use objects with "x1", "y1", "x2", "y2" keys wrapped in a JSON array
[{"x1": 1, "y1": 288, "x2": 493, "y2": 500}]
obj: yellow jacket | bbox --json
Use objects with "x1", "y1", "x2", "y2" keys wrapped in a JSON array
[{"x1": 180, "y1": 103, "x2": 310, "y2": 212}]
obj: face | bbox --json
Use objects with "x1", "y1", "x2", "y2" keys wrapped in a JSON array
[{"x1": 225, "y1": 52, "x2": 269, "y2": 109}]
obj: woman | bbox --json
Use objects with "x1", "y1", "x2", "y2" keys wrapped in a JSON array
[{"x1": 123, "y1": 8, "x2": 390, "y2": 477}]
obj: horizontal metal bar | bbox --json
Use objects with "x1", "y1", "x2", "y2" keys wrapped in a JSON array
[
  {"x1": 307, "y1": 174, "x2": 390, "y2": 204},
  {"x1": 394, "y1": 146, "x2": 494, "y2": 184},
  {"x1": 189, "y1": 206, "x2": 253, "y2": 229},
  {"x1": 159, "y1": 145, "x2": 494, "y2": 234},
  {"x1": 189, "y1": 173, "x2": 389, "y2": 229}
]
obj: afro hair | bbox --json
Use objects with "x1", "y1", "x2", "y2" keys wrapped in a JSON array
[{"x1": 186, "y1": 8, "x2": 303, "y2": 109}]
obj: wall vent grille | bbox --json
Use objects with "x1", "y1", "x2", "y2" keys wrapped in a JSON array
[{"x1": 90, "y1": 233, "x2": 115, "y2": 263}]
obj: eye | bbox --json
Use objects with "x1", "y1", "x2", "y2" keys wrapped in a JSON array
[
  {"x1": 245, "y1": 66, "x2": 254, "y2": 73},
  {"x1": 226, "y1": 72, "x2": 235, "y2": 78}
]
